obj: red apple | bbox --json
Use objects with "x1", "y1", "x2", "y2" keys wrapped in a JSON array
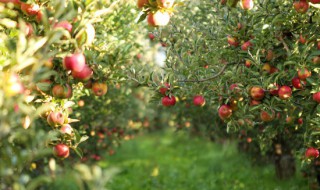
[
  {"x1": 245, "y1": 60, "x2": 251, "y2": 68},
  {"x1": 241, "y1": 40, "x2": 253, "y2": 51},
  {"x1": 71, "y1": 64, "x2": 93, "y2": 81},
  {"x1": 266, "y1": 50, "x2": 274, "y2": 61},
  {"x1": 260, "y1": 110, "x2": 275, "y2": 122},
  {"x1": 193, "y1": 95, "x2": 205, "y2": 106},
  {"x1": 60, "y1": 124, "x2": 73, "y2": 135},
  {"x1": 147, "y1": 11, "x2": 170, "y2": 27},
  {"x1": 36, "y1": 11, "x2": 43, "y2": 23},
  {"x1": 305, "y1": 147, "x2": 319, "y2": 158},
  {"x1": 297, "y1": 118, "x2": 303, "y2": 125},
  {"x1": 240, "y1": 0, "x2": 253, "y2": 10},
  {"x1": 269, "y1": 83, "x2": 279, "y2": 96},
  {"x1": 137, "y1": 0, "x2": 149, "y2": 8},
  {"x1": 162, "y1": 95, "x2": 176, "y2": 106},
  {"x1": 270, "y1": 67, "x2": 279, "y2": 74},
  {"x1": 218, "y1": 105, "x2": 232, "y2": 120},
  {"x1": 54, "y1": 21, "x2": 73, "y2": 33},
  {"x1": 52, "y1": 84, "x2": 73, "y2": 99},
  {"x1": 299, "y1": 34, "x2": 307, "y2": 44},
  {"x1": 262, "y1": 63, "x2": 271, "y2": 73},
  {"x1": 313, "y1": 92, "x2": 320, "y2": 103},
  {"x1": 92, "y1": 82, "x2": 108, "y2": 96},
  {"x1": 53, "y1": 144, "x2": 70, "y2": 158},
  {"x1": 227, "y1": 35, "x2": 239, "y2": 47},
  {"x1": 292, "y1": 77, "x2": 306, "y2": 89},
  {"x1": 312, "y1": 56, "x2": 320, "y2": 64},
  {"x1": 21, "y1": 3, "x2": 40, "y2": 16},
  {"x1": 250, "y1": 86, "x2": 265, "y2": 100},
  {"x1": 278, "y1": 86, "x2": 292, "y2": 100},
  {"x1": 157, "y1": 0, "x2": 174, "y2": 8},
  {"x1": 297, "y1": 68, "x2": 311, "y2": 80},
  {"x1": 47, "y1": 111, "x2": 64, "y2": 127},
  {"x1": 294, "y1": 0, "x2": 309, "y2": 14},
  {"x1": 250, "y1": 99, "x2": 261, "y2": 106},
  {"x1": 149, "y1": 33, "x2": 155, "y2": 40},
  {"x1": 63, "y1": 53, "x2": 86, "y2": 72},
  {"x1": 159, "y1": 83, "x2": 170, "y2": 95}
]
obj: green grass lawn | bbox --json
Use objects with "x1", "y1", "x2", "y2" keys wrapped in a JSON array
[{"x1": 101, "y1": 130, "x2": 309, "y2": 190}]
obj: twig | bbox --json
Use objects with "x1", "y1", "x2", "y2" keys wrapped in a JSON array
[
  {"x1": 177, "y1": 63, "x2": 228, "y2": 83},
  {"x1": 279, "y1": 35, "x2": 291, "y2": 56}
]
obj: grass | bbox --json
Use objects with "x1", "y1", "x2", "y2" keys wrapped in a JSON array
[{"x1": 101, "y1": 130, "x2": 309, "y2": 190}]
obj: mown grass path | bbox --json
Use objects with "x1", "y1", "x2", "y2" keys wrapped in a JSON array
[{"x1": 103, "y1": 130, "x2": 308, "y2": 190}]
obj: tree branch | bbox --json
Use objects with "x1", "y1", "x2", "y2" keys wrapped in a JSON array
[
  {"x1": 177, "y1": 63, "x2": 228, "y2": 83},
  {"x1": 279, "y1": 35, "x2": 291, "y2": 56}
]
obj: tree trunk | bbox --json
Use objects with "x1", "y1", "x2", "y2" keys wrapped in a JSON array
[{"x1": 274, "y1": 143, "x2": 296, "y2": 180}]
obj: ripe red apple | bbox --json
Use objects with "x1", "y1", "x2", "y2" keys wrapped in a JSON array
[
  {"x1": 269, "y1": 83, "x2": 279, "y2": 96},
  {"x1": 310, "y1": 0, "x2": 320, "y2": 4},
  {"x1": 162, "y1": 95, "x2": 176, "y2": 106},
  {"x1": 270, "y1": 67, "x2": 279, "y2": 74},
  {"x1": 71, "y1": 64, "x2": 93, "y2": 81},
  {"x1": 137, "y1": 0, "x2": 149, "y2": 8},
  {"x1": 297, "y1": 118, "x2": 303, "y2": 125},
  {"x1": 147, "y1": 11, "x2": 170, "y2": 27},
  {"x1": 250, "y1": 99, "x2": 261, "y2": 106},
  {"x1": 294, "y1": 0, "x2": 309, "y2": 14},
  {"x1": 260, "y1": 110, "x2": 275, "y2": 122},
  {"x1": 21, "y1": 3, "x2": 40, "y2": 16},
  {"x1": 53, "y1": 144, "x2": 70, "y2": 158},
  {"x1": 299, "y1": 34, "x2": 307, "y2": 44},
  {"x1": 227, "y1": 35, "x2": 239, "y2": 47},
  {"x1": 157, "y1": 0, "x2": 174, "y2": 8},
  {"x1": 312, "y1": 56, "x2": 320, "y2": 64},
  {"x1": 218, "y1": 105, "x2": 232, "y2": 120},
  {"x1": 63, "y1": 53, "x2": 86, "y2": 72},
  {"x1": 241, "y1": 40, "x2": 253, "y2": 51},
  {"x1": 240, "y1": 0, "x2": 254, "y2": 10},
  {"x1": 262, "y1": 63, "x2": 271, "y2": 73},
  {"x1": 54, "y1": 21, "x2": 73, "y2": 33},
  {"x1": 250, "y1": 86, "x2": 265, "y2": 100},
  {"x1": 305, "y1": 147, "x2": 319, "y2": 158},
  {"x1": 278, "y1": 86, "x2": 292, "y2": 100},
  {"x1": 36, "y1": 11, "x2": 43, "y2": 23},
  {"x1": 159, "y1": 83, "x2": 170, "y2": 95},
  {"x1": 92, "y1": 82, "x2": 108, "y2": 96},
  {"x1": 292, "y1": 77, "x2": 306, "y2": 89},
  {"x1": 52, "y1": 84, "x2": 73, "y2": 99},
  {"x1": 60, "y1": 124, "x2": 73, "y2": 135},
  {"x1": 297, "y1": 68, "x2": 311, "y2": 80},
  {"x1": 245, "y1": 60, "x2": 251, "y2": 68},
  {"x1": 286, "y1": 116, "x2": 294, "y2": 124},
  {"x1": 47, "y1": 111, "x2": 64, "y2": 127},
  {"x1": 313, "y1": 92, "x2": 320, "y2": 103},
  {"x1": 193, "y1": 95, "x2": 205, "y2": 106},
  {"x1": 149, "y1": 33, "x2": 155, "y2": 40},
  {"x1": 266, "y1": 50, "x2": 274, "y2": 61}
]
